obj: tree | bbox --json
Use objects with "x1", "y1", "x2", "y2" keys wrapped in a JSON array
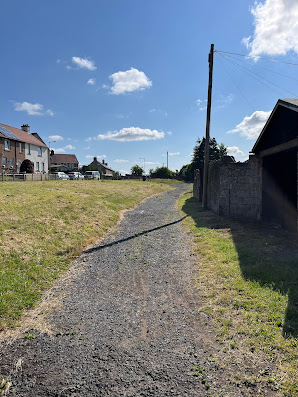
[
  {"x1": 131, "y1": 164, "x2": 144, "y2": 176},
  {"x1": 151, "y1": 166, "x2": 174, "y2": 179},
  {"x1": 178, "y1": 138, "x2": 228, "y2": 181},
  {"x1": 192, "y1": 137, "x2": 227, "y2": 171},
  {"x1": 112, "y1": 170, "x2": 121, "y2": 180},
  {"x1": 20, "y1": 159, "x2": 34, "y2": 173},
  {"x1": 178, "y1": 164, "x2": 193, "y2": 181}
]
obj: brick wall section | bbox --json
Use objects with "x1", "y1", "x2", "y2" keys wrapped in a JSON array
[{"x1": 0, "y1": 138, "x2": 25, "y2": 173}]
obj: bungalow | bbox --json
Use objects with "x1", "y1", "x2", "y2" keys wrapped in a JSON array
[
  {"x1": 87, "y1": 157, "x2": 114, "y2": 177},
  {"x1": 0, "y1": 123, "x2": 49, "y2": 173},
  {"x1": 50, "y1": 151, "x2": 79, "y2": 172}
]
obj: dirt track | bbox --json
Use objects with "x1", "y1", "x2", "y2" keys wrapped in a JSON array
[{"x1": 0, "y1": 185, "x2": 268, "y2": 396}]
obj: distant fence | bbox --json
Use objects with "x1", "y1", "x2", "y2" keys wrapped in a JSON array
[{"x1": 0, "y1": 173, "x2": 49, "y2": 182}]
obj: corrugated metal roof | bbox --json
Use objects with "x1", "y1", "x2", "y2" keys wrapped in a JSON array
[
  {"x1": 280, "y1": 98, "x2": 298, "y2": 107},
  {"x1": 0, "y1": 124, "x2": 19, "y2": 140}
]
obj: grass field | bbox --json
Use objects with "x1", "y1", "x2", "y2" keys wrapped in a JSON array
[
  {"x1": 179, "y1": 191, "x2": 298, "y2": 396},
  {"x1": 0, "y1": 179, "x2": 170, "y2": 330}
]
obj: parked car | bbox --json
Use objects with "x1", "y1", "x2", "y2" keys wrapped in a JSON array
[
  {"x1": 84, "y1": 171, "x2": 101, "y2": 180},
  {"x1": 68, "y1": 172, "x2": 84, "y2": 180},
  {"x1": 50, "y1": 172, "x2": 70, "y2": 180}
]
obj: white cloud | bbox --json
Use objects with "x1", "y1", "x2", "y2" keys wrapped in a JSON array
[
  {"x1": 116, "y1": 113, "x2": 131, "y2": 119},
  {"x1": 118, "y1": 169, "x2": 130, "y2": 175},
  {"x1": 46, "y1": 109, "x2": 54, "y2": 116},
  {"x1": 149, "y1": 108, "x2": 168, "y2": 116},
  {"x1": 54, "y1": 148, "x2": 66, "y2": 154},
  {"x1": 243, "y1": 0, "x2": 298, "y2": 57},
  {"x1": 14, "y1": 101, "x2": 54, "y2": 116},
  {"x1": 49, "y1": 135, "x2": 64, "y2": 141},
  {"x1": 97, "y1": 127, "x2": 164, "y2": 142},
  {"x1": 72, "y1": 57, "x2": 97, "y2": 71},
  {"x1": 114, "y1": 159, "x2": 129, "y2": 163},
  {"x1": 216, "y1": 94, "x2": 233, "y2": 109},
  {"x1": 227, "y1": 110, "x2": 271, "y2": 139},
  {"x1": 227, "y1": 146, "x2": 245, "y2": 156},
  {"x1": 197, "y1": 98, "x2": 207, "y2": 111},
  {"x1": 168, "y1": 152, "x2": 180, "y2": 156},
  {"x1": 54, "y1": 145, "x2": 75, "y2": 153},
  {"x1": 109, "y1": 68, "x2": 152, "y2": 95},
  {"x1": 85, "y1": 137, "x2": 96, "y2": 142},
  {"x1": 87, "y1": 78, "x2": 96, "y2": 85},
  {"x1": 86, "y1": 155, "x2": 95, "y2": 159},
  {"x1": 145, "y1": 161, "x2": 160, "y2": 165}
]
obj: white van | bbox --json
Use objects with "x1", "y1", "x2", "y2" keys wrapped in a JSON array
[{"x1": 84, "y1": 171, "x2": 101, "y2": 180}]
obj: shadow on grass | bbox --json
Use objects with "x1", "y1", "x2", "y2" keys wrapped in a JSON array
[
  {"x1": 83, "y1": 216, "x2": 188, "y2": 254},
  {"x1": 182, "y1": 196, "x2": 298, "y2": 338}
]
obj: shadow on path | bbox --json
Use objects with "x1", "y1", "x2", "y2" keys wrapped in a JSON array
[
  {"x1": 83, "y1": 216, "x2": 188, "y2": 254},
  {"x1": 182, "y1": 196, "x2": 298, "y2": 338}
]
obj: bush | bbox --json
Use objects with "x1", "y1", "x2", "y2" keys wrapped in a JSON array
[{"x1": 20, "y1": 159, "x2": 34, "y2": 173}]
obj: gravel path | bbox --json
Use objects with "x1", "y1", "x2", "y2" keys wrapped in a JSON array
[{"x1": 0, "y1": 184, "x2": 243, "y2": 396}]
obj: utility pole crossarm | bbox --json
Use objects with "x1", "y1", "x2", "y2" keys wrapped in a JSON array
[{"x1": 202, "y1": 44, "x2": 214, "y2": 209}]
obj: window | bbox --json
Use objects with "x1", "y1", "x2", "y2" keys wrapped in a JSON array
[
  {"x1": 42, "y1": 162, "x2": 45, "y2": 172},
  {"x1": 4, "y1": 140, "x2": 10, "y2": 150},
  {"x1": 38, "y1": 147, "x2": 42, "y2": 156},
  {"x1": 2, "y1": 157, "x2": 7, "y2": 167},
  {"x1": 10, "y1": 158, "x2": 14, "y2": 168},
  {"x1": 19, "y1": 142, "x2": 22, "y2": 153},
  {"x1": 27, "y1": 144, "x2": 31, "y2": 154},
  {"x1": 36, "y1": 162, "x2": 40, "y2": 171}
]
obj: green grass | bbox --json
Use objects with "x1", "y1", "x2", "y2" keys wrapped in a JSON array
[
  {"x1": 150, "y1": 178, "x2": 186, "y2": 184},
  {"x1": 0, "y1": 179, "x2": 170, "y2": 329},
  {"x1": 179, "y1": 191, "x2": 298, "y2": 396}
]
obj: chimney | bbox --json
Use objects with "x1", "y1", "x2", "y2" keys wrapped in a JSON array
[
  {"x1": 21, "y1": 124, "x2": 30, "y2": 133},
  {"x1": 50, "y1": 150, "x2": 54, "y2": 156},
  {"x1": 102, "y1": 159, "x2": 105, "y2": 164},
  {"x1": 93, "y1": 156, "x2": 97, "y2": 162}
]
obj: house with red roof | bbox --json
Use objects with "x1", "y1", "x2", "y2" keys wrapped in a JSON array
[
  {"x1": 0, "y1": 123, "x2": 49, "y2": 173},
  {"x1": 50, "y1": 151, "x2": 79, "y2": 172},
  {"x1": 87, "y1": 157, "x2": 114, "y2": 177}
]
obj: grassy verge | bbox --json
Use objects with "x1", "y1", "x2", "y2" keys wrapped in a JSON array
[
  {"x1": 179, "y1": 191, "x2": 298, "y2": 396},
  {"x1": 150, "y1": 178, "x2": 186, "y2": 184},
  {"x1": 0, "y1": 180, "x2": 170, "y2": 329}
]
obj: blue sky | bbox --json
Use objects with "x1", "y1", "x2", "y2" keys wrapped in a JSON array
[{"x1": 2, "y1": 0, "x2": 298, "y2": 174}]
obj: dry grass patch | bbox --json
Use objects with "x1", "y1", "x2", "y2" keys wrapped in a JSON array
[
  {"x1": 179, "y1": 191, "x2": 298, "y2": 396},
  {"x1": 0, "y1": 180, "x2": 170, "y2": 330}
]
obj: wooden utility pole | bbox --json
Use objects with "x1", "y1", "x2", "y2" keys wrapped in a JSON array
[
  {"x1": 167, "y1": 151, "x2": 168, "y2": 168},
  {"x1": 202, "y1": 43, "x2": 214, "y2": 209}
]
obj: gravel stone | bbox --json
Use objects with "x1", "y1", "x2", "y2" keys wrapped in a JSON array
[{"x1": 0, "y1": 184, "x2": 250, "y2": 396}]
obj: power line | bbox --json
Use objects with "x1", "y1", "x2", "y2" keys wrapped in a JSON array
[
  {"x1": 217, "y1": 52, "x2": 298, "y2": 97},
  {"x1": 218, "y1": 52, "x2": 298, "y2": 83},
  {"x1": 215, "y1": 50, "x2": 298, "y2": 66},
  {"x1": 215, "y1": 53, "x2": 255, "y2": 112}
]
